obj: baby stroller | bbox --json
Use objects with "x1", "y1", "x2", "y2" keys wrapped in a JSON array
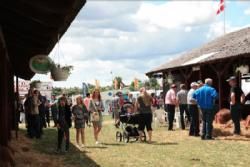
[{"x1": 116, "y1": 102, "x2": 146, "y2": 143}]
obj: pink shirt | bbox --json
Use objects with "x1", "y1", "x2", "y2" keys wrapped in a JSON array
[
  {"x1": 83, "y1": 97, "x2": 91, "y2": 110},
  {"x1": 165, "y1": 89, "x2": 176, "y2": 105}
]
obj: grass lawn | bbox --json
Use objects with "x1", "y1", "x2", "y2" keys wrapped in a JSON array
[{"x1": 19, "y1": 115, "x2": 250, "y2": 167}]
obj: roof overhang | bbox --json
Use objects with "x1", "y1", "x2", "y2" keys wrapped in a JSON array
[{"x1": 0, "y1": 0, "x2": 86, "y2": 79}]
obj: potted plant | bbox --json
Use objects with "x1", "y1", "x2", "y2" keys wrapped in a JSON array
[
  {"x1": 30, "y1": 80, "x2": 42, "y2": 89},
  {"x1": 50, "y1": 63, "x2": 73, "y2": 81}
]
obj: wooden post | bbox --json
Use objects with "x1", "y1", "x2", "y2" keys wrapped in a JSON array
[
  {"x1": 209, "y1": 60, "x2": 233, "y2": 109},
  {"x1": 218, "y1": 75, "x2": 222, "y2": 109},
  {"x1": 0, "y1": 26, "x2": 15, "y2": 166},
  {"x1": 180, "y1": 68, "x2": 193, "y2": 88},
  {"x1": 15, "y1": 76, "x2": 19, "y2": 139}
]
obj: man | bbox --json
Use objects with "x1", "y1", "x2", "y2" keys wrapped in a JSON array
[
  {"x1": 128, "y1": 93, "x2": 136, "y2": 105},
  {"x1": 165, "y1": 84, "x2": 177, "y2": 131},
  {"x1": 51, "y1": 97, "x2": 58, "y2": 127},
  {"x1": 45, "y1": 99, "x2": 50, "y2": 127},
  {"x1": 227, "y1": 76, "x2": 245, "y2": 135},
  {"x1": 177, "y1": 84, "x2": 189, "y2": 130},
  {"x1": 187, "y1": 82, "x2": 199, "y2": 136},
  {"x1": 111, "y1": 94, "x2": 120, "y2": 128},
  {"x1": 193, "y1": 78, "x2": 218, "y2": 140},
  {"x1": 197, "y1": 80, "x2": 204, "y2": 88},
  {"x1": 38, "y1": 92, "x2": 47, "y2": 135}
]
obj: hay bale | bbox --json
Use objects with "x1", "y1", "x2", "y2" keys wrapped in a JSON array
[
  {"x1": 215, "y1": 108, "x2": 231, "y2": 124},
  {"x1": 0, "y1": 145, "x2": 15, "y2": 167}
]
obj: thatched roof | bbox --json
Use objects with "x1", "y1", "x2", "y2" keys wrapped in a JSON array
[
  {"x1": 0, "y1": 0, "x2": 86, "y2": 79},
  {"x1": 146, "y1": 27, "x2": 250, "y2": 75}
]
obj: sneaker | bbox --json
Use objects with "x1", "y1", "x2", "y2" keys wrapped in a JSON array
[
  {"x1": 233, "y1": 134, "x2": 241, "y2": 137},
  {"x1": 81, "y1": 144, "x2": 85, "y2": 148},
  {"x1": 76, "y1": 144, "x2": 80, "y2": 149},
  {"x1": 95, "y1": 141, "x2": 99, "y2": 145},
  {"x1": 205, "y1": 137, "x2": 215, "y2": 140},
  {"x1": 54, "y1": 149, "x2": 61, "y2": 154}
]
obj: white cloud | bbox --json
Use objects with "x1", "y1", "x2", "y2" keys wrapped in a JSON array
[
  {"x1": 135, "y1": 2, "x2": 218, "y2": 30},
  {"x1": 206, "y1": 21, "x2": 250, "y2": 39},
  {"x1": 244, "y1": 8, "x2": 250, "y2": 15},
  {"x1": 32, "y1": 1, "x2": 249, "y2": 88}
]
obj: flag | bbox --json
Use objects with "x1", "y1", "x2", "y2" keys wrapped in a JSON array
[
  {"x1": 216, "y1": 0, "x2": 225, "y2": 15},
  {"x1": 134, "y1": 78, "x2": 139, "y2": 89},
  {"x1": 114, "y1": 79, "x2": 118, "y2": 90},
  {"x1": 95, "y1": 79, "x2": 100, "y2": 89}
]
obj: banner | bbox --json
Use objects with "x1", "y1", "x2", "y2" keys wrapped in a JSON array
[{"x1": 82, "y1": 82, "x2": 88, "y2": 97}]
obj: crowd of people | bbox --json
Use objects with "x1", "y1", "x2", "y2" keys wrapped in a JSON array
[
  {"x1": 16, "y1": 88, "x2": 104, "y2": 153},
  {"x1": 15, "y1": 75, "x2": 248, "y2": 153},
  {"x1": 17, "y1": 89, "x2": 51, "y2": 139},
  {"x1": 165, "y1": 76, "x2": 246, "y2": 140}
]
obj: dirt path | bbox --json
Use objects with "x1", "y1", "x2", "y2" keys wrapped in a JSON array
[{"x1": 10, "y1": 132, "x2": 73, "y2": 167}]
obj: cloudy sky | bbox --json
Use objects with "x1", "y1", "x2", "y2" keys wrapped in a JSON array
[{"x1": 33, "y1": 0, "x2": 250, "y2": 88}]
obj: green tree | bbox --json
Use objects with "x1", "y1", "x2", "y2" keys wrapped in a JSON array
[
  {"x1": 52, "y1": 87, "x2": 63, "y2": 96},
  {"x1": 88, "y1": 83, "x2": 95, "y2": 93},
  {"x1": 129, "y1": 81, "x2": 135, "y2": 91},
  {"x1": 113, "y1": 76, "x2": 123, "y2": 89},
  {"x1": 149, "y1": 78, "x2": 160, "y2": 89}
]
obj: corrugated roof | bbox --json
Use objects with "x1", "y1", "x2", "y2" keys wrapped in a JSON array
[{"x1": 147, "y1": 27, "x2": 250, "y2": 75}]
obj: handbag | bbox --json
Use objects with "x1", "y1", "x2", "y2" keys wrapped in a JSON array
[
  {"x1": 91, "y1": 101, "x2": 100, "y2": 122},
  {"x1": 92, "y1": 112, "x2": 100, "y2": 122}
]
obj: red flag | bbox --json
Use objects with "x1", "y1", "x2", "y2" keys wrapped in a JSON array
[{"x1": 216, "y1": 0, "x2": 225, "y2": 15}]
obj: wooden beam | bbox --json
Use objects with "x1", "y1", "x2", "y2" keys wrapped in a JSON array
[
  {"x1": 15, "y1": 76, "x2": 19, "y2": 139},
  {"x1": 209, "y1": 60, "x2": 234, "y2": 109}
]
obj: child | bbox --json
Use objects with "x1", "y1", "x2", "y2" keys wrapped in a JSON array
[
  {"x1": 72, "y1": 96, "x2": 88, "y2": 148},
  {"x1": 244, "y1": 115, "x2": 250, "y2": 130},
  {"x1": 56, "y1": 97, "x2": 72, "y2": 153}
]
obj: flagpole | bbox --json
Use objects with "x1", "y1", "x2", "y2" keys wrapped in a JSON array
[{"x1": 224, "y1": 0, "x2": 226, "y2": 34}]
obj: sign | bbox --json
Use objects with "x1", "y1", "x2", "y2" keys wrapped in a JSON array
[
  {"x1": 192, "y1": 66, "x2": 200, "y2": 71},
  {"x1": 29, "y1": 55, "x2": 53, "y2": 74}
]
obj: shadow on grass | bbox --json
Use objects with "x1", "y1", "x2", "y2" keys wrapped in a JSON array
[
  {"x1": 101, "y1": 143, "x2": 126, "y2": 146},
  {"x1": 216, "y1": 137, "x2": 250, "y2": 141},
  {"x1": 150, "y1": 142, "x2": 178, "y2": 146},
  {"x1": 213, "y1": 128, "x2": 233, "y2": 137},
  {"x1": 20, "y1": 128, "x2": 101, "y2": 167},
  {"x1": 213, "y1": 128, "x2": 250, "y2": 141},
  {"x1": 85, "y1": 146, "x2": 108, "y2": 149}
]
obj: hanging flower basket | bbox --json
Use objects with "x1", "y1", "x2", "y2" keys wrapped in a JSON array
[
  {"x1": 235, "y1": 65, "x2": 249, "y2": 74},
  {"x1": 30, "y1": 80, "x2": 42, "y2": 89},
  {"x1": 50, "y1": 34, "x2": 74, "y2": 81},
  {"x1": 50, "y1": 64, "x2": 73, "y2": 81}
]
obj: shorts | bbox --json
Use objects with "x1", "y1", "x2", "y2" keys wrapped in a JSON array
[
  {"x1": 138, "y1": 113, "x2": 153, "y2": 131},
  {"x1": 75, "y1": 119, "x2": 85, "y2": 129}
]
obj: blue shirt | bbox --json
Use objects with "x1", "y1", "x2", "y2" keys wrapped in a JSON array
[{"x1": 192, "y1": 84, "x2": 218, "y2": 110}]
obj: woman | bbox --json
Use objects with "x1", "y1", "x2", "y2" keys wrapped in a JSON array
[
  {"x1": 136, "y1": 87, "x2": 153, "y2": 143},
  {"x1": 72, "y1": 96, "x2": 88, "y2": 148},
  {"x1": 56, "y1": 97, "x2": 72, "y2": 153},
  {"x1": 30, "y1": 90, "x2": 41, "y2": 139},
  {"x1": 89, "y1": 89, "x2": 104, "y2": 145}
]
